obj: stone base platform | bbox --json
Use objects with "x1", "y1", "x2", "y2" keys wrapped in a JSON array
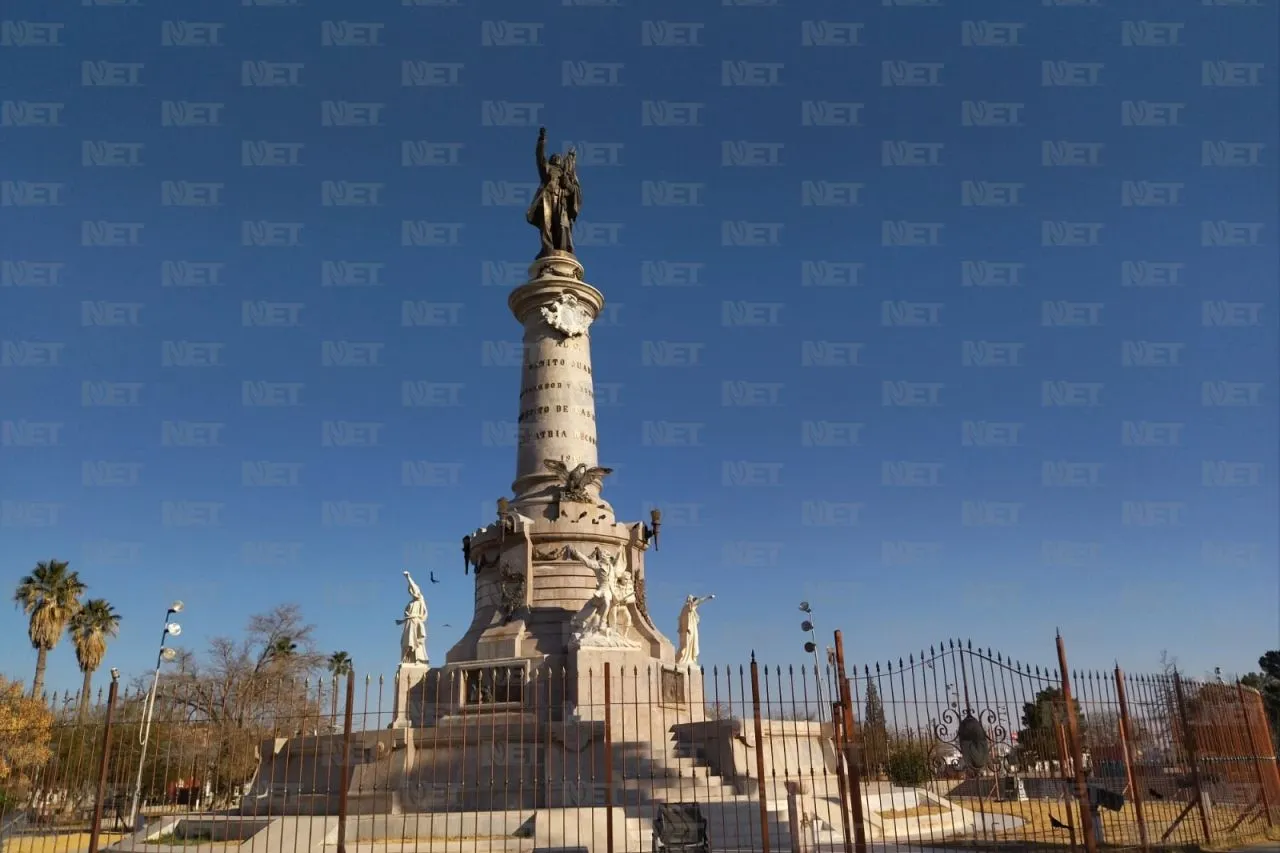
[
  {"x1": 138, "y1": 788, "x2": 999, "y2": 853},
  {"x1": 239, "y1": 712, "x2": 828, "y2": 815}
]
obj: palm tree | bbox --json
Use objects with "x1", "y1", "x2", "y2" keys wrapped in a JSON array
[
  {"x1": 69, "y1": 598, "x2": 121, "y2": 713},
  {"x1": 14, "y1": 560, "x2": 86, "y2": 698},
  {"x1": 327, "y1": 651, "x2": 353, "y2": 726},
  {"x1": 328, "y1": 650, "x2": 352, "y2": 675},
  {"x1": 269, "y1": 636, "x2": 298, "y2": 661}
]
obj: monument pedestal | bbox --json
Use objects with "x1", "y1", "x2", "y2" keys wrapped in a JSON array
[
  {"x1": 392, "y1": 663, "x2": 431, "y2": 729},
  {"x1": 569, "y1": 646, "x2": 705, "y2": 742}
]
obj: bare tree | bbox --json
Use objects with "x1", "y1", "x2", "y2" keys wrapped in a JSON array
[
  {"x1": 158, "y1": 605, "x2": 325, "y2": 804},
  {"x1": 170, "y1": 605, "x2": 322, "y2": 722},
  {"x1": 706, "y1": 702, "x2": 734, "y2": 720}
]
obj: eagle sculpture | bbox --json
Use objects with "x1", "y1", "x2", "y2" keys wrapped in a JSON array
[{"x1": 543, "y1": 459, "x2": 613, "y2": 503}]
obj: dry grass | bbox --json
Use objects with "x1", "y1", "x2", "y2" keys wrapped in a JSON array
[
  {"x1": 0, "y1": 833, "x2": 128, "y2": 853},
  {"x1": 946, "y1": 796, "x2": 1269, "y2": 848},
  {"x1": 1202, "y1": 824, "x2": 1280, "y2": 852},
  {"x1": 879, "y1": 803, "x2": 948, "y2": 819}
]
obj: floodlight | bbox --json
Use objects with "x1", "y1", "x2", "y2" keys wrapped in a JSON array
[{"x1": 165, "y1": 622, "x2": 182, "y2": 637}]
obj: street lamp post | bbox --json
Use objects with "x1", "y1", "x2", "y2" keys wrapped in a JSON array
[
  {"x1": 798, "y1": 602, "x2": 829, "y2": 722},
  {"x1": 128, "y1": 601, "x2": 184, "y2": 833}
]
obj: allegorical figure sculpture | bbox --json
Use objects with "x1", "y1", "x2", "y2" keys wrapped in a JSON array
[
  {"x1": 526, "y1": 127, "x2": 581, "y2": 256},
  {"x1": 567, "y1": 545, "x2": 639, "y2": 648},
  {"x1": 612, "y1": 563, "x2": 636, "y2": 634},
  {"x1": 568, "y1": 545, "x2": 620, "y2": 635},
  {"x1": 675, "y1": 594, "x2": 715, "y2": 667},
  {"x1": 543, "y1": 459, "x2": 612, "y2": 503},
  {"x1": 397, "y1": 571, "x2": 428, "y2": 665}
]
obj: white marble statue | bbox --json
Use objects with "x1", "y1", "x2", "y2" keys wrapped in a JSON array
[
  {"x1": 397, "y1": 571, "x2": 429, "y2": 665},
  {"x1": 612, "y1": 563, "x2": 636, "y2": 633},
  {"x1": 567, "y1": 545, "x2": 638, "y2": 647},
  {"x1": 675, "y1": 594, "x2": 714, "y2": 667},
  {"x1": 568, "y1": 545, "x2": 619, "y2": 633}
]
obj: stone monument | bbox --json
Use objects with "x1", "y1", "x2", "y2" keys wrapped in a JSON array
[
  {"x1": 239, "y1": 132, "x2": 847, "y2": 842},
  {"x1": 428, "y1": 126, "x2": 693, "y2": 730}
]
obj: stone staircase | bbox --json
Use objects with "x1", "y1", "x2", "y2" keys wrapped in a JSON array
[
  {"x1": 607, "y1": 726, "x2": 840, "y2": 851},
  {"x1": 613, "y1": 726, "x2": 746, "y2": 803}
]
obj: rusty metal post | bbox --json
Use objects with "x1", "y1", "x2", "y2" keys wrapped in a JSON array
[
  {"x1": 1115, "y1": 666, "x2": 1151, "y2": 852},
  {"x1": 1056, "y1": 634, "x2": 1098, "y2": 853},
  {"x1": 1054, "y1": 722, "x2": 1079, "y2": 850},
  {"x1": 1237, "y1": 682, "x2": 1275, "y2": 827},
  {"x1": 750, "y1": 653, "x2": 772, "y2": 853},
  {"x1": 603, "y1": 662, "x2": 614, "y2": 853},
  {"x1": 833, "y1": 631, "x2": 869, "y2": 853},
  {"x1": 1117, "y1": 714, "x2": 1132, "y2": 794},
  {"x1": 88, "y1": 674, "x2": 120, "y2": 853},
  {"x1": 830, "y1": 702, "x2": 854, "y2": 853},
  {"x1": 1173, "y1": 673, "x2": 1214, "y2": 843},
  {"x1": 336, "y1": 670, "x2": 355, "y2": 853}
]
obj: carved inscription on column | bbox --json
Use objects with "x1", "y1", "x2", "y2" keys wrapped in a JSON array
[{"x1": 516, "y1": 336, "x2": 601, "y2": 458}]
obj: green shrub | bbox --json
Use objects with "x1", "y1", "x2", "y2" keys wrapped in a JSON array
[{"x1": 885, "y1": 739, "x2": 933, "y2": 787}]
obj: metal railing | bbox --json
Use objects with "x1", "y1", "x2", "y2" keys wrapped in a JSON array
[{"x1": 2, "y1": 632, "x2": 1276, "y2": 853}]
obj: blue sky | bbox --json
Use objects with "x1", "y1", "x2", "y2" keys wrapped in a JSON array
[{"x1": 1, "y1": 0, "x2": 1277, "y2": 697}]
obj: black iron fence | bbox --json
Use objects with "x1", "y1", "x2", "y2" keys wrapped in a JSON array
[{"x1": 1, "y1": 633, "x2": 1276, "y2": 853}]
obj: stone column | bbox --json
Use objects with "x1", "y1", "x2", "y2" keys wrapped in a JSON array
[{"x1": 507, "y1": 251, "x2": 606, "y2": 517}]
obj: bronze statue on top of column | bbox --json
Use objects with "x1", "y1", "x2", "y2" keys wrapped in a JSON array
[{"x1": 526, "y1": 127, "x2": 582, "y2": 257}]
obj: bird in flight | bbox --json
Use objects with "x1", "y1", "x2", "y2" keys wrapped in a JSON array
[{"x1": 430, "y1": 571, "x2": 439, "y2": 584}]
